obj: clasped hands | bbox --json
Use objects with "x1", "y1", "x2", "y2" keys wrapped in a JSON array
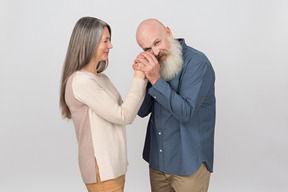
[{"x1": 133, "y1": 51, "x2": 161, "y2": 85}]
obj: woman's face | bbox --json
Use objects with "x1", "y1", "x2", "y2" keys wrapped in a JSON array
[{"x1": 94, "y1": 27, "x2": 113, "y2": 62}]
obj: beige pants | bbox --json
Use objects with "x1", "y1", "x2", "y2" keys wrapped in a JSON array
[
  {"x1": 149, "y1": 163, "x2": 211, "y2": 192},
  {"x1": 85, "y1": 160, "x2": 125, "y2": 192}
]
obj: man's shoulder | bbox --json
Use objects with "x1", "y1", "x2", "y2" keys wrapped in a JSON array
[
  {"x1": 179, "y1": 38, "x2": 204, "y2": 56},
  {"x1": 183, "y1": 44, "x2": 205, "y2": 57},
  {"x1": 183, "y1": 46, "x2": 209, "y2": 66}
]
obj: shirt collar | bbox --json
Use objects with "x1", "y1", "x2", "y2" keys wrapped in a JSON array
[{"x1": 176, "y1": 38, "x2": 187, "y2": 53}]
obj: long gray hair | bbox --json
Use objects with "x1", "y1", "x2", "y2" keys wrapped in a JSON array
[{"x1": 60, "y1": 17, "x2": 111, "y2": 119}]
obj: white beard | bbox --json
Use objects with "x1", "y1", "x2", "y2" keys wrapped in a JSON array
[{"x1": 159, "y1": 38, "x2": 183, "y2": 81}]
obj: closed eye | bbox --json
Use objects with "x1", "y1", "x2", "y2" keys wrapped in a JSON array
[{"x1": 143, "y1": 48, "x2": 151, "y2": 51}]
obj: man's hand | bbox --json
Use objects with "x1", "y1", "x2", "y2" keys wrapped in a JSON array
[{"x1": 133, "y1": 52, "x2": 161, "y2": 85}]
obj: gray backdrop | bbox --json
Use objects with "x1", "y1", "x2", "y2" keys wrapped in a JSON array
[{"x1": 1, "y1": 0, "x2": 287, "y2": 191}]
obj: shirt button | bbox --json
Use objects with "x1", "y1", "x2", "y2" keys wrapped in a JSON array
[
  {"x1": 153, "y1": 96, "x2": 157, "y2": 99},
  {"x1": 160, "y1": 149, "x2": 163, "y2": 152},
  {"x1": 159, "y1": 132, "x2": 161, "y2": 135}
]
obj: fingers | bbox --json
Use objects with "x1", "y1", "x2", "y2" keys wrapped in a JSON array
[
  {"x1": 133, "y1": 52, "x2": 160, "y2": 85},
  {"x1": 135, "y1": 55, "x2": 149, "y2": 66},
  {"x1": 133, "y1": 62, "x2": 144, "y2": 68},
  {"x1": 135, "y1": 51, "x2": 158, "y2": 66},
  {"x1": 140, "y1": 52, "x2": 158, "y2": 64},
  {"x1": 133, "y1": 51, "x2": 160, "y2": 73},
  {"x1": 133, "y1": 62, "x2": 145, "y2": 72}
]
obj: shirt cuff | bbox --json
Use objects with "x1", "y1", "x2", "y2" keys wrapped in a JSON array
[{"x1": 148, "y1": 77, "x2": 166, "y2": 100}]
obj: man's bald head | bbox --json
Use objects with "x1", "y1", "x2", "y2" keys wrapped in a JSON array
[
  {"x1": 136, "y1": 19, "x2": 166, "y2": 41},
  {"x1": 136, "y1": 19, "x2": 172, "y2": 55}
]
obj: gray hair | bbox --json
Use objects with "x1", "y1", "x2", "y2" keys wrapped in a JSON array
[{"x1": 60, "y1": 17, "x2": 111, "y2": 119}]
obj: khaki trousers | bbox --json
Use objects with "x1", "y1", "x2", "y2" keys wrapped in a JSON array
[
  {"x1": 149, "y1": 163, "x2": 211, "y2": 192},
  {"x1": 85, "y1": 160, "x2": 125, "y2": 192}
]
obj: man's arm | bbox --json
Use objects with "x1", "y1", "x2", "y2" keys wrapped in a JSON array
[
  {"x1": 134, "y1": 52, "x2": 215, "y2": 123},
  {"x1": 150, "y1": 58, "x2": 215, "y2": 123},
  {"x1": 138, "y1": 83, "x2": 153, "y2": 117}
]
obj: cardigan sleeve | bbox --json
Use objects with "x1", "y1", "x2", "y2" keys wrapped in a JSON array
[{"x1": 72, "y1": 73, "x2": 147, "y2": 125}]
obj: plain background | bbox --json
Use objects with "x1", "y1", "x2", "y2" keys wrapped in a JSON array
[{"x1": 1, "y1": 0, "x2": 287, "y2": 191}]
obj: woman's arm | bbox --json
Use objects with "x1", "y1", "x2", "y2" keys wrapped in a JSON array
[{"x1": 72, "y1": 73, "x2": 147, "y2": 125}]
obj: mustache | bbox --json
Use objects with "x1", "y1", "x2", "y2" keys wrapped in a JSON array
[{"x1": 156, "y1": 50, "x2": 169, "y2": 60}]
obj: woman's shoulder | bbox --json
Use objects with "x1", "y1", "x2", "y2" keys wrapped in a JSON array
[
  {"x1": 73, "y1": 71, "x2": 105, "y2": 81},
  {"x1": 70, "y1": 71, "x2": 96, "y2": 87},
  {"x1": 72, "y1": 71, "x2": 111, "y2": 88}
]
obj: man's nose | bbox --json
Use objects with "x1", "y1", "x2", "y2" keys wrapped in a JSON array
[{"x1": 151, "y1": 47, "x2": 160, "y2": 56}]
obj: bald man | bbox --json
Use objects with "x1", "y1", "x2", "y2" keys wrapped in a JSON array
[{"x1": 133, "y1": 19, "x2": 216, "y2": 192}]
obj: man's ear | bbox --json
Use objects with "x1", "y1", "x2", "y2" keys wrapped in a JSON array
[{"x1": 166, "y1": 27, "x2": 172, "y2": 36}]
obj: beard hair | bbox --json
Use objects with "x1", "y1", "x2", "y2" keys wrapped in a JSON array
[{"x1": 159, "y1": 38, "x2": 183, "y2": 81}]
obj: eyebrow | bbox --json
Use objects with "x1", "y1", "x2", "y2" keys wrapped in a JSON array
[
  {"x1": 103, "y1": 36, "x2": 111, "y2": 40},
  {"x1": 143, "y1": 39, "x2": 158, "y2": 51}
]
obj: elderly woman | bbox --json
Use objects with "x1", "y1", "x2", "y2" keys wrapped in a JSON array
[{"x1": 60, "y1": 17, "x2": 146, "y2": 192}]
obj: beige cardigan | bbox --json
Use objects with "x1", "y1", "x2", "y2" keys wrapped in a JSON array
[{"x1": 65, "y1": 71, "x2": 147, "y2": 184}]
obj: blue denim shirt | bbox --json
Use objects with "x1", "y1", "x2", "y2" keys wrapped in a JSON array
[{"x1": 138, "y1": 39, "x2": 216, "y2": 175}]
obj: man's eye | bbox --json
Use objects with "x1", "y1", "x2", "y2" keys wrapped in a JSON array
[{"x1": 155, "y1": 41, "x2": 160, "y2": 45}]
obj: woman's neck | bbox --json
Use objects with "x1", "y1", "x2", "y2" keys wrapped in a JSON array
[{"x1": 81, "y1": 61, "x2": 100, "y2": 76}]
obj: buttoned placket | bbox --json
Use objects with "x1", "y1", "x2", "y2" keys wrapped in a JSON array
[
  {"x1": 158, "y1": 128, "x2": 164, "y2": 170},
  {"x1": 152, "y1": 96, "x2": 165, "y2": 170},
  {"x1": 154, "y1": 97, "x2": 163, "y2": 154},
  {"x1": 158, "y1": 131, "x2": 162, "y2": 153}
]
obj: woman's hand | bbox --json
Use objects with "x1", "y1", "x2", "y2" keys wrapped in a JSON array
[{"x1": 133, "y1": 62, "x2": 146, "y2": 79}]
